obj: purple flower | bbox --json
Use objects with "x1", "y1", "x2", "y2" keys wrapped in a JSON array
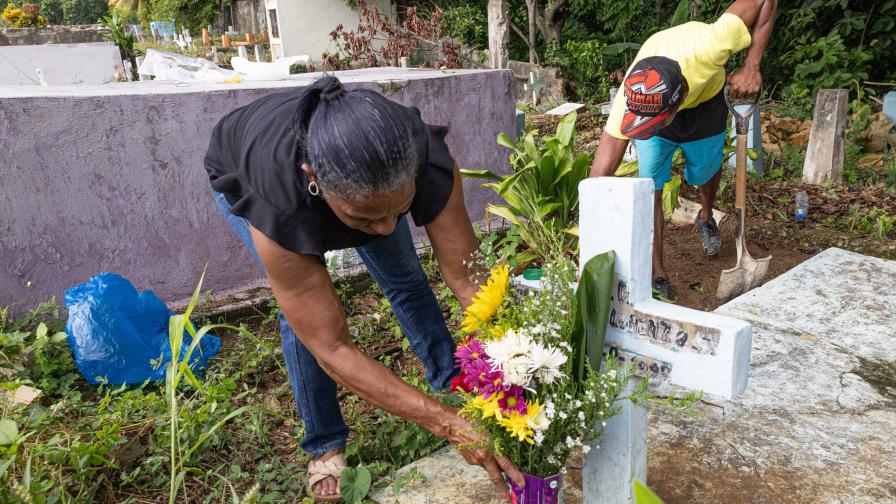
[
  {"x1": 462, "y1": 358, "x2": 497, "y2": 392},
  {"x1": 455, "y1": 339, "x2": 486, "y2": 367},
  {"x1": 498, "y1": 386, "x2": 528, "y2": 415}
]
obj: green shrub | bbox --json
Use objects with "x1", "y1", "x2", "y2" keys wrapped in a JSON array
[
  {"x1": 442, "y1": 4, "x2": 488, "y2": 48},
  {"x1": 39, "y1": 0, "x2": 62, "y2": 24},
  {"x1": 61, "y1": 0, "x2": 108, "y2": 24}
]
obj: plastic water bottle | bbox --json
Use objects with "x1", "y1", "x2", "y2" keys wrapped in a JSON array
[{"x1": 795, "y1": 191, "x2": 808, "y2": 221}]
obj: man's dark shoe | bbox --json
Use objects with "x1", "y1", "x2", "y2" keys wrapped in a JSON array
[
  {"x1": 694, "y1": 215, "x2": 722, "y2": 256},
  {"x1": 652, "y1": 277, "x2": 672, "y2": 300}
]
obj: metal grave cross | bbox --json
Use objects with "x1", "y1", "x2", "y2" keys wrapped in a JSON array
[
  {"x1": 577, "y1": 177, "x2": 752, "y2": 503},
  {"x1": 523, "y1": 71, "x2": 544, "y2": 106}
]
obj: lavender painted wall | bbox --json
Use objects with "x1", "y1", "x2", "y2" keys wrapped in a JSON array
[{"x1": 0, "y1": 68, "x2": 516, "y2": 313}]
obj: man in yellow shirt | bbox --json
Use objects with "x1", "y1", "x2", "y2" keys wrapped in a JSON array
[{"x1": 590, "y1": 0, "x2": 776, "y2": 298}]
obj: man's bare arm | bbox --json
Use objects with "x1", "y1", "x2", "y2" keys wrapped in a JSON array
[
  {"x1": 727, "y1": 0, "x2": 777, "y2": 97},
  {"x1": 589, "y1": 133, "x2": 630, "y2": 178}
]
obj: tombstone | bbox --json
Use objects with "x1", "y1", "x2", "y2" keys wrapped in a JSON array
[
  {"x1": 35, "y1": 68, "x2": 47, "y2": 86},
  {"x1": 254, "y1": 44, "x2": 265, "y2": 63},
  {"x1": 0, "y1": 43, "x2": 124, "y2": 86},
  {"x1": 601, "y1": 87, "x2": 618, "y2": 115},
  {"x1": 222, "y1": 34, "x2": 232, "y2": 49},
  {"x1": 487, "y1": 0, "x2": 509, "y2": 69},
  {"x1": 884, "y1": 91, "x2": 896, "y2": 123},
  {"x1": 211, "y1": 46, "x2": 219, "y2": 64},
  {"x1": 150, "y1": 21, "x2": 176, "y2": 38},
  {"x1": 399, "y1": 56, "x2": 411, "y2": 68},
  {"x1": 802, "y1": 89, "x2": 848, "y2": 185},
  {"x1": 237, "y1": 46, "x2": 248, "y2": 59},
  {"x1": 202, "y1": 28, "x2": 210, "y2": 47},
  {"x1": 523, "y1": 71, "x2": 544, "y2": 106},
  {"x1": 728, "y1": 104, "x2": 764, "y2": 174},
  {"x1": 577, "y1": 177, "x2": 752, "y2": 503},
  {"x1": 515, "y1": 109, "x2": 525, "y2": 139}
]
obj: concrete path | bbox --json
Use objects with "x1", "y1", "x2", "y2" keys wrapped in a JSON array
[{"x1": 372, "y1": 248, "x2": 896, "y2": 504}]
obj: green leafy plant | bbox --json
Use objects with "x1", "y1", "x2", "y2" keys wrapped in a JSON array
[
  {"x1": 462, "y1": 111, "x2": 592, "y2": 264},
  {"x1": 164, "y1": 270, "x2": 263, "y2": 504},
  {"x1": 570, "y1": 251, "x2": 616, "y2": 381},
  {"x1": 634, "y1": 479, "x2": 665, "y2": 503},
  {"x1": 339, "y1": 466, "x2": 372, "y2": 503},
  {"x1": 101, "y1": 13, "x2": 138, "y2": 81}
]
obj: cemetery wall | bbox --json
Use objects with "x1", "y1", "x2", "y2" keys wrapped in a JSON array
[
  {"x1": 0, "y1": 24, "x2": 109, "y2": 46},
  {"x1": 0, "y1": 69, "x2": 516, "y2": 314}
]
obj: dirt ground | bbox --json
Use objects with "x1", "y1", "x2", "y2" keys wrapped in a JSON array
[{"x1": 662, "y1": 218, "x2": 811, "y2": 311}]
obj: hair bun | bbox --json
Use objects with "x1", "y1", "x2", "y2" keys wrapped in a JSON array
[{"x1": 318, "y1": 77, "x2": 346, "y2": 102}]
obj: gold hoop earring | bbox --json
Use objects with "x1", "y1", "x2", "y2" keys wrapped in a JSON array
[{"x1": 308, "y1": 180, "x2": 321, "y2": 196}]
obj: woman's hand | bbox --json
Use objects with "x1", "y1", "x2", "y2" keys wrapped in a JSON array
[{"x1": 443, "y1": 411, "x2": 525, "y2": 500}]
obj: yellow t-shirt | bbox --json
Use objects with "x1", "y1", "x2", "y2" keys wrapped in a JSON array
[{"x1": 605, "y1": 13, "x2": 752, "y2": 140}]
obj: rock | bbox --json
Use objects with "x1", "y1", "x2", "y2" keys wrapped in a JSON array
[
  {"x1": 2, "y1": 385, "x2": 40, "y2": 405},
  {"x1": 863, "y1": 114, "x2": 895, "y2": 153},
  {"x1": 670, "y1": 197, "x2": 727, "y2": 227},
  {"x1": 789, "y1": 128, "x2": 811, "y2": 147}
]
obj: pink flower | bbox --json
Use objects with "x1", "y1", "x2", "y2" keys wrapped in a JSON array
[
  {"x1": 462, "y1": 359, "x2": 500, "y2": 392},
  {"x1": 498, "y1": 386, "x2": 528, "y2": 415},
  {"x1": 477, "y1": 367, "x2": 508, "y2": 399},
  {"x1": 455, "y1": 339, "x2": 486, "y2": 367}
]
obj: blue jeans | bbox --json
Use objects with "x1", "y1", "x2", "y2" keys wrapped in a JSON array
[{"x1": 213, "y1": 192, "x2": 457, "y2": 457}]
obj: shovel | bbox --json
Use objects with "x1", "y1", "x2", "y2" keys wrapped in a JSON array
[{"x1": 717, "y1": 85, "x2": 771, "y2": 301}]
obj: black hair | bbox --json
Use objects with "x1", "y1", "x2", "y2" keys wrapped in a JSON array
[{"x1": 292, "y1": 76, "x2": 419, "y2": 200}]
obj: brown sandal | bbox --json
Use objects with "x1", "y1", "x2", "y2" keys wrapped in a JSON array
[{"x1": 307, "y1": 453, "x2": 347, "y2": 503}]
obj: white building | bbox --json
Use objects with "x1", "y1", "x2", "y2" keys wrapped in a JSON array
[{"x1": 264, "y1": 0, "x2": 395, "y2": 60}]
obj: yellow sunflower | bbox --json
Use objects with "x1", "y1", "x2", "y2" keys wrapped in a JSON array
[
  {"x1": 461, "y1": 265, "x2": 510, "y2": 334},
  {"x1": 498, "y1": 400, "x2": 542, "y2": 444}
]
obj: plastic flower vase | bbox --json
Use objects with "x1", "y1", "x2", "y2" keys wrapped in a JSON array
[{"x1": 508, "y1": 472, "x2": 563, "y2": 504}]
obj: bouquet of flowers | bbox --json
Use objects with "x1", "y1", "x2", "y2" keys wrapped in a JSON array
[{"x1": 452, "y1": 255, "x2": 633, "y2": 503}]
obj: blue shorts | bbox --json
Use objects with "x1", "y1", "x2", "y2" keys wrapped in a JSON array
[{"x1": 633, "y1": 131, "x2": 726, "y2": 190}]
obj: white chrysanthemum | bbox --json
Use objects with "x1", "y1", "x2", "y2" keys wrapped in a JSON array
[
  {"x1": 502, "y1": 357, "x2": 534, "y2": 387},
  {"x1": 485, "y1": 329, "x2": 535, "y2": 387},
  {"x1": 528, "y1": 344, "x2": 567, "y2": 385},
  {"x1": 484, "y1": 329, "x2": 533, "y2": 366}
]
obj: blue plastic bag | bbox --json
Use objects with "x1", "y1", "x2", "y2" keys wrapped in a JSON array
[{"x1": 64, "y1": 273, "x2": 221, "y2": 385}]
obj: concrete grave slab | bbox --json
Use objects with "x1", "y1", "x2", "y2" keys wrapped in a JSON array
[
  {"x1": 648, "y1": 247, "x2": 896, "y2": 503},
  {"x1": 0, "y1": 42, "x2": 124, "y2": 86},
  {"x1": 0, "y1": 68, "x2": 516, "y2": 314}
]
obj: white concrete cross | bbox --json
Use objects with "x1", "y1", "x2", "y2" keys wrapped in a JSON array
[
  {"x1": 523, "y1": 71, "x2": 544, "y2": 106},
  {"x1": 577, "y1": 177, "x2": 752, "y2": 503}
]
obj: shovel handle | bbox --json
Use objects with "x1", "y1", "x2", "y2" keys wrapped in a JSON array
[
  {"x1": 735, "y1": 133, "x2": 747, "y2": 210},
  {"x1": 724, "y1": 84, "x2": 760, "y2": 135}
]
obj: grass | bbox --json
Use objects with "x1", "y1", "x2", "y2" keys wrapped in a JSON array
[{"x1": 0, "y1": 260, "x2": 456, "y2": 502}]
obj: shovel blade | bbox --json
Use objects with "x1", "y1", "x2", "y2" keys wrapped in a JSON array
[{"x1": 716, "y1": 253, "x2": 772, "y2": 301}]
